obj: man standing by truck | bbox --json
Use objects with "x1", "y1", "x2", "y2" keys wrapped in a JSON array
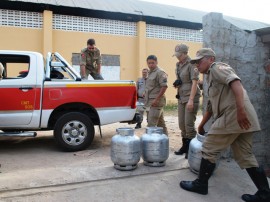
[
  {"x1": 144, "y1": 55, "x2": 168, "y2": 135},
  {"x1": 135, "y1": 68, "x2": 149, "y2": 129},
  {"x1": 80, "y1": 38, "x2": 104, "y2": 80}
]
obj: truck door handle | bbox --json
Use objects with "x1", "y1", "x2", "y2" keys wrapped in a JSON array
[{"x1": 19, "y1": 86, "x2": 33, "y2": 90}]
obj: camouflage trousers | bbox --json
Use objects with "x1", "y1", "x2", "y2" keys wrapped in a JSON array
[{"x1": 85, "y1": 68, "x2": 104, "y2": 80}]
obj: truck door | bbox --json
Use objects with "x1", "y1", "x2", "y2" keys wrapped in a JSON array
[{"x1": 0, "y1": 54, "x2": 38, "y2": 127}]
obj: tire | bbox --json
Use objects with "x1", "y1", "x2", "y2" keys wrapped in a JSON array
[{"x1": 54, "y1": 112, "x2": 95, "y2": 152}]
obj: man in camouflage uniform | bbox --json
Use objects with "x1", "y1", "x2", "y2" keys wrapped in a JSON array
[
  {"x1": 180, "y1": 48, "x2": 270, "y2": 202},
  {"x1": 144, "y1": 55, "x2": 168, "y2": 135},
  {"x1": 135, "y1": 68, "x2": 149, "y2": 129},
  {"x1": 80, "y1": 38, "x2": 103, "y2": 80}
]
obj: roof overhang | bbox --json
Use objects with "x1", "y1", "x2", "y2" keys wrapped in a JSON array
[
  {"x1": 255, "y1": 27, "x2": 270, "y2": 43},
  {"x1": 0, "y1": 0, "x2": 269, "y2": 32}
]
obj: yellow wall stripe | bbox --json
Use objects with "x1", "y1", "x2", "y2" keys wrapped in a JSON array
[{"x1": 66, "y1": 83, "x2": 135, "y2": 88}]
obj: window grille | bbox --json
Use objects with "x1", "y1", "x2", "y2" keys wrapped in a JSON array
[
  {"x1": 72, "y1": 53, "x2": 120, "y2": 66},
  {"x1": 0, "y1": 9, "x2": 43, "y2": 28},
  {"x1": 146, "y1": 24, "x2": 202, "y2": 42},
  {"x1": 53, "y1": 14, "x2": 137, "y2": 36}
]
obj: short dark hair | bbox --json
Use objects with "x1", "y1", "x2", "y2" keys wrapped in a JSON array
[
  {"x1": 146, "y1": 55, "x2": 157, "y2": 61},
  {"x1": 87, "y1": 38, "x2": 96, "y2": 45}
]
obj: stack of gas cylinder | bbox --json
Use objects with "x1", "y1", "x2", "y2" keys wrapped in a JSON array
[{"x1": 110, "y1": 127, "x2": 169, "y2": 171}]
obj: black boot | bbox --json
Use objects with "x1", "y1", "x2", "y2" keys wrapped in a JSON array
[
  {"x1": 242, "y1": 167, "x2": 270, "y2": 202},
  {"x1": 185, "y1": 139, "x2": 191, "y2": 159},
  {"x1": 174, "y1": 138, "x2": 188, "y2": 155},
  {"x1": 135, "y1": 122, "x2": 141, "y2": 129},
  {"x1": 180, "y1": 158, "x2": 216, "y2": 195}
]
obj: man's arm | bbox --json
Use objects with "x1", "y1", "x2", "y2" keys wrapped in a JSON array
[
  {"x1": 136, "y1": 79, "x2": 140, "y2": 98},
  {"x1": 80, "y1": 64, "x2": 86, "y2": 78},
  {"x1": 187, "y1": 65, "x2": 200, "y2": 111},
  {"x1": 198, "y1": 99, "x2": 213, "y2": 134},
  {"x1": 187, "y1": 79, "x2": 198, "y2": 111},
  {"x1": 198, "y1": 111, "x2": 212, "y2": 134},
  {"x1": 96, "y1": 49, "x2": 102, "y2": 74},
  {"x1": 80, "y1": 50, "x2": 87, "y2": 79},
  {"x1": 97, "y1": 63, "x2": 101, "y2": 74},
  {"x1": 230, "y1": 80, "x2": 251, "y2": 130},
  {"x1": 151, "y1": 86, "x2": 167, "y2": 107}
]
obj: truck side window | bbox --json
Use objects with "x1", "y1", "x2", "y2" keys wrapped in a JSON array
[
  {"x1": 0, "y1": 55, "x2": 30, "y2": 79},
  {"x1": 50, "y1": 68, "x2": 64, "y2": 79}
]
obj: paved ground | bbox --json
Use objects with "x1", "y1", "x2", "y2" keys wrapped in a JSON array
[
  {"x1": 1, "y1": 150, "x2": 268, "y2": 202},
  {"x1": 0, "y1": 114, "x2": 269, "y2": 202}
]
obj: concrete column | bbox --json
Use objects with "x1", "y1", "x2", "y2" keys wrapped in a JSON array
[
  {"x1": 43, "y1": 10, "x2": 53, "y2": 57},
  {"x1": 137, "y1": 21, "x2": 147, "y2": 78},
  {"x1": 202, "y1": 12, "x2": 270, "y2": 170}
]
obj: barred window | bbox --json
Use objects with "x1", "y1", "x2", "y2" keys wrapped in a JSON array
[
  {"x1": 53, "y1": 14, "x2": 137, "y2": 36},
  {"x1": 146, "y1": 24, "x2": 202, "y2": 42},
  {"x1": 0, "y1": 9, "x2": 43, "y2": 28}
]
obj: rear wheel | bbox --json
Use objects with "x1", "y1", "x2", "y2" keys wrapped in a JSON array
[{"x1": 54, "y1": 112, "x2": 95, "y2": 151}]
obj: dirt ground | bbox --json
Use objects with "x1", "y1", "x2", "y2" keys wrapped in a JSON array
[
  {"x1": 0, "y1": 109, "x2": 203, "y2": 201},
  {"x1": 1, "y1": 111, "x2": 270, "y2": 202},
  {"x1": 0, "y1": 109, "x2": 201, "y2": 175},
  {"x1": 93, "y1": 109, "x2": 202, "y2": 154}
]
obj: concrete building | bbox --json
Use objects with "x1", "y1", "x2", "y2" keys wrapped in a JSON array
[
  {"x1": 202, "y1": 12, "x2": 270, "y2": 171},
  {"x1": 1, "y1": 0, "x2": 267, "y2": 103}
]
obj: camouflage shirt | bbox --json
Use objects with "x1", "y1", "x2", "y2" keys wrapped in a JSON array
[{"x1": 80, "y1": 47, "x2": 101, "y2": 71}]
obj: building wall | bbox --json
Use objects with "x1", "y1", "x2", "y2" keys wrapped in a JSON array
[
  {"x1": 0, "y1": 9, "x2": 203, "y2": 104},
  {"x1": 202, "y1": 12, "x2": 270, "y2": 169},
  {"x1": 52, "y1": 30, "x2": 138, "y2": 79},
  {"x1": 146, "y1": 38, "x2": 202, "y2": 103},
  {"x1": 0, "y1": 27, "x2": 43, "y2": 52}
]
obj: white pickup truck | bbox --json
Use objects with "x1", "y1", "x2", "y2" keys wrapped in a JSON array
[{"x1": 0, "y1": 50, "x2": 139, "y2": 151}]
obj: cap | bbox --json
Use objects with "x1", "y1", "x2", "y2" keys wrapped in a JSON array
[
  {"x1": 190, "y1": 48, "x2": 216, "y2": 64},
  {"x1": 173, "y1": 44, "x2": 189, "y2": 57}
]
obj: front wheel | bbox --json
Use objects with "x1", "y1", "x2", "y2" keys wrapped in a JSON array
[{"x1": 54, "y1": 112, "x2": 95, "y2": 151}]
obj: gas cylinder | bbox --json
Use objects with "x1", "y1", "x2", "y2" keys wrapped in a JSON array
[
  {"x1": 141, "y1": 127, "x2": 169, "y2": 167},
  {"x1": 188, "y1": 133, "x2": 206, "y2": 174},
  {"x1": 188, "y1": 133, "x2": 220, "y2": 174},
  {"x1": 110, "y1": 127, "x2": 141, "y2": 171}
]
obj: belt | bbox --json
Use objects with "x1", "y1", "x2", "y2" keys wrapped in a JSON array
[{"x1": 138, "y1": 96, "x2": 144, "y2": 98}]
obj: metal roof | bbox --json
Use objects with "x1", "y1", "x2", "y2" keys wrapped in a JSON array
[
  {"x1": 2, "y1": 0, "x2": 270, "y2": 31},
  {"x1": 224, "y1": 16, "x2": 270, "y2": 31},
  {"x1": 3, "y1": 0, "x2": 206, "y2": 23}
]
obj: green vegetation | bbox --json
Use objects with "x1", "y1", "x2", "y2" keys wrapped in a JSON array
[
  {"x1": 164, "y1": 103, "x2": 203, "y2": 115},
  {"x1": 164, "y1": 104, "x2": 178, "y2": 111}
]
